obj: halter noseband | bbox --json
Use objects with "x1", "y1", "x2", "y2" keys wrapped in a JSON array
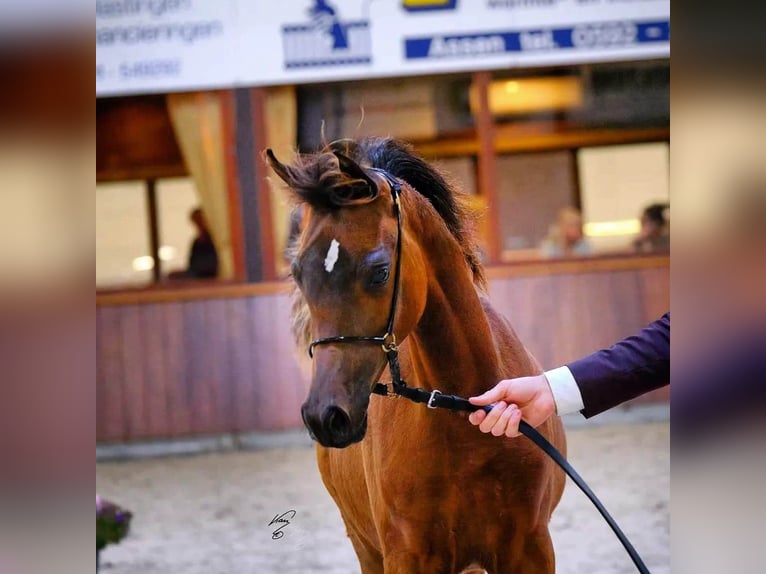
[{"x1": 307, "y1": 169, "x2": 404, "y2": 367}]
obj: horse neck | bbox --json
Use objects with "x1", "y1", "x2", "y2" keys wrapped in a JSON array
[{"x1": 405, "y1": 214, "x2": 502, "y2": 398}]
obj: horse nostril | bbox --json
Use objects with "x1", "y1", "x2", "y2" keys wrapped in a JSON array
[
  {"x1": 322, "y1": 405, "x2": 351, "y2": 438},
  {"x1": 301, "y1": 404, "x2": 318, "y2": 440}
]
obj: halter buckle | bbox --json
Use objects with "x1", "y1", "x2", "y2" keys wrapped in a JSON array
[
  {"x1": 381, "y1": 332, "x2": 397, "y2": 353},
  {"x1": 427, "y1": 389, "x2": 441, "y2": 409}
]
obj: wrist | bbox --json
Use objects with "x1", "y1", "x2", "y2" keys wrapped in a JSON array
[{"x1": 543, "y1": 366, "x2": 585, "y2": 416}]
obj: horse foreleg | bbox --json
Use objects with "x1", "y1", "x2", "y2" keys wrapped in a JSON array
[
  {"x1": 495, "y1": 528, "x2": 555, "y2": 574},
  {"x1": 347, "y1": 530, "x2": 384, "y2": 574},
  {"x1": 382, "y1": 551, "x2": 455, "y2": 574}
]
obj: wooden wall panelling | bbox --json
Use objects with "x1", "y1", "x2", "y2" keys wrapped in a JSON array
[
  {"x1": 96, "y1": 307, "x2": 126, "y2": 441},
  {"x1": 118, "y1": 306, "x2": 146, "y2": 439},
  {"x1": 523, "y1": 275, "x2": 558, "y2": 368},
  {"x1": 487, "y1": 265, "x2": 669, "y2": 370},
  {"x1": 207, "y1": 299, "x2": 240, "y2": 432},
  {"x1": 95, "y1": 260, "x2": 669, "y2": 442},
  {"x1": 248, "y1": 295, "x2": 277, "y2": 430},
  {"x1": 606, "y1": 270, "x2": 646, "y2": 339},
  {"x1": 180, "y1": 300, "x2": 212, "y2": 434},
  {"x1": 200, "y1": 298, "x2": 223, "y2": 435},
  {"x1": 553, "y1": 273, "x2": 592, "y2": 365},
  {"x1": 259, "y1": 293, "x2": 298, "y2": 430},
  {"x1": 272, "y1": 293, "x2": 311, "y2": 430},
  {"x1": 639, "y1": 266, "x2": 671, "y2": 322},
  {"x1": 262, "y1": 295, "x2": 285, "y2": 429},
  {"x1": 162, "y1": 301, "x2": 193, "y2": 436},
  {"x1": 139, "y1": 304, "x2": 169, "y2": 438},
  {"x1": 630, "y1": 266, "x2": 671, "y2": 405},
  {"x1": 198, "y1": 299, "x2": 222, "y2": 435},
  {"x1": 226, "y1": 296, "x2": 256, "y2": 433}
]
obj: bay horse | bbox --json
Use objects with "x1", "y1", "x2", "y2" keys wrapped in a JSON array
[{"x1": 266, "y1": 137, "x2": 566, "y2": 574}]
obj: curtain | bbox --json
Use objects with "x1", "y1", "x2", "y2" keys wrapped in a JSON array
[
  {"x1": 263, "y1": 86, "x2": 297, "y2": 275},
  {"x1": 166, "y1": 92, "x2": 234, "y2": 280}
]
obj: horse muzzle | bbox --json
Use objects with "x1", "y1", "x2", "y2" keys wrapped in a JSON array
[{"x1": 301, "y1": 402, "x2": 368, "y2": 448}]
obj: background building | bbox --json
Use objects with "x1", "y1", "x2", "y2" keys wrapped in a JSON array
[{"x1": 96, "y1": 0, "x2": 670, "y2": 441}]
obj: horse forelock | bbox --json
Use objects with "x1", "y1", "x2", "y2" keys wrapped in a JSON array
[{"x1": 273, "y1": 151, "x2": 378, "y2": 211}]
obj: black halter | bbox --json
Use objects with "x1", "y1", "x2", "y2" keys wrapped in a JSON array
[
  {"x1": 303, "y1": 168, "x2": 649, "y2": 574},
  {"x1": 307, "y1": 169, "x2": 404, "y2": 366}
]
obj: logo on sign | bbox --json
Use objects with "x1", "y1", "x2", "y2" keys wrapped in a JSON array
[
  {"x1": 402, "y1": 0, "x2": 458, "y2": 12},
  {"x1": 283, "y1": 0, "x2": 372, "y2": 69}
]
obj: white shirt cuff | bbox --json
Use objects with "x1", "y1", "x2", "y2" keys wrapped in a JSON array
[{"x1": 544, "y1": 366, "x2": 584, "y2": 416}]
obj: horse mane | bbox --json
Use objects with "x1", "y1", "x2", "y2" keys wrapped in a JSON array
[{"x1": 278, "y1": 137, "x2": 486, "y2": 287}]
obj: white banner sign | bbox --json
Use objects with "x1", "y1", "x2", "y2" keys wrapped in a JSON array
[{"x1": 96, "y1": 0, "x2": 669, "y2": 96}]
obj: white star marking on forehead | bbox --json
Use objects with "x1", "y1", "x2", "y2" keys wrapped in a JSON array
[{"x1": 324, "y1": 239, "x2": 340, "y2": 273}]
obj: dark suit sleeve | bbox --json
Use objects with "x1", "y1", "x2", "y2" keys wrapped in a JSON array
[{"x1": 568, "y1": 312, "x2": 669, "y2": 418}]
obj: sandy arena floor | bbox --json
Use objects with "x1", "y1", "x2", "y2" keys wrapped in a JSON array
[{"x1": 97, "y1": 422, "x2": 669, "y2": 574}]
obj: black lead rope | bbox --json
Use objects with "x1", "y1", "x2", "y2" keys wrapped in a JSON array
[
  {"x1": 373, "y1": 371, "x2": 651, "y2": 574},
  {"x1": 516, "y1": 420, "x2": 651, "y2": 574}
]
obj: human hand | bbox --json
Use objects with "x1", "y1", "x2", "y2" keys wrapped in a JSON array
[{"x1": 468, "y1": 374, "x2": 557, "y2": 437}]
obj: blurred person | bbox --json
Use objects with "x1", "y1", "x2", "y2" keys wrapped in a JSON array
[
  {"x1": 540, "y1": 207, "x2": 592, "y2": 258},
  {"x1": 634, "y1": 202, "x2": 670, "y2": 253},
  {"x1": 468, "y1": 313, "x2": 669, "y2": 437},
  {"x1": 168, "y1": 207, "x2": 218, "y2": 280}
]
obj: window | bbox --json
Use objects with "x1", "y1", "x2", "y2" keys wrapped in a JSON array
[
  {"x1": 578, "y1": 143, "x2": 670, "y2": 253},
  {"x1": 96, "y1": 181, "x2": 150, "y2": 288},
  {"x1": 434, "y1": 156, "x2": 477, "y2": 196},
  {"x1": 96, "y1": 177, "x2": 202, "y2": 288},
  {"x1": 156, "y1": 177, "x2": 199, "y2": 277},
  {"x1": 497, "y1": 151, "x2": 577, "y2": 254}
]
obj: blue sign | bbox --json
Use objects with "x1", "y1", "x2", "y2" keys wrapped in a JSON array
[
  {"x1": 283, "y1": 0, "x2": 372, "y2": 69},
  {"x1": 405, "y1": 19, "x2": 669, "y2": 60}
]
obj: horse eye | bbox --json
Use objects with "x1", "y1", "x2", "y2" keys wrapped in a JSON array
[{"x1": 369, "y1": 265, "x2": 390, "y2": 286}]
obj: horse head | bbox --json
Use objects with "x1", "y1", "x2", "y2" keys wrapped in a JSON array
[{"x1": 266, "y1": 144, "x2": 428, "y2": 448}]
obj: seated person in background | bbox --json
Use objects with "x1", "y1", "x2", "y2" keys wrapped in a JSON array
[
  {"x1": 633, "y1": 203, "x2": 670, "y2": 253},
  {"x1": 168, "y1": 207, "x2": 219, "y2": 280},
  {"x1": 540, "y1": 207, "x2": 593, "y2": 258}
]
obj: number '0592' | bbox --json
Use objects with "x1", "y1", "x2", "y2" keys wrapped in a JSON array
[{"x1": 572, "y1": 22, "x2": 638, "y2": 48}]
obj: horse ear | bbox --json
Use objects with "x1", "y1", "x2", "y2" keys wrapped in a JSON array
[
  {"x1": 264, "y1": 148, "x2": 294, "y2": 186},
  {"x1": 333, "y1": 151, "x2": 377, "y2": 192}
]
